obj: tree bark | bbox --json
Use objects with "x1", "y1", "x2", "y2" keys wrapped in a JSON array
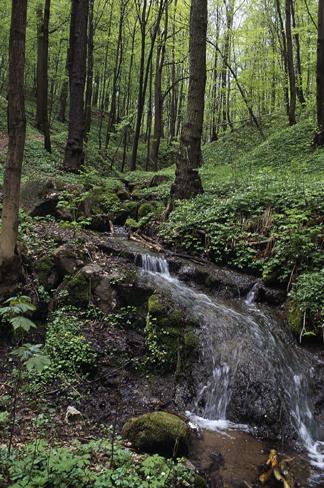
[
  {"x1": 0, "y1": 0, "x2": 27, "y2": 275},
  {"x1": 150, "y1": 5, "x2": 168, "y2": 169},
  {"x1": 315, "y1": 0, "x2": 324, "y2": 145},
  {"x1": 36, "y1": 0, "x2": 52, "y2": 153},
  {"x1": 290, "y1": 0, "x2": 306, "y2": 105},
  {"x1": 171, "y1": 0, "x2": 207, "y2": 200},
  {"x1": 285, "y1": 0, "x2": 297, "y2": 125},
  {"x1": 130, "y1": 0, "x2": 166, "y2": 171},
  {"x1": 63, "y1": 0, "x2": 89, "y2": 172},
  {"x1": 85, "y1": 0, "x2": 95, "y2": 136}
]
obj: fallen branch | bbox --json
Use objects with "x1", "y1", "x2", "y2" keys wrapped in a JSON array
[{"x1": 129, "y1": 232, "x2": 163, "y2": 253}]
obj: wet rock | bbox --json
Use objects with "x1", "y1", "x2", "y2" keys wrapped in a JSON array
[{"x1": 122, "y1": 411, "x2": 190, "y2": 457}]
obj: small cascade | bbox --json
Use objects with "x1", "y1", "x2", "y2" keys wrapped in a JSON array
[
  {"x1": 139, "y1": 253, "x2": 324, "y2": 483},
  {"x1": 140, "y1": 254, "x2": 170, "y2": 277},
  {"x1": 245, "y1": 282, "x2": 260, "y2": 306}
]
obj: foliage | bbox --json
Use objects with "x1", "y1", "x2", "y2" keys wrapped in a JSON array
[
  {"x1": 33, "y1": 308, "x2": 96, "y2": 385},
  {"x1": 0, "y1": 439, "x2": 196, "y2": 488},
  {"x1": 289, "y1": 270, "x2": 324, "y2": 338},
  {"x1": 0, "y1": 296, "x2": 37, "y2": 333}
]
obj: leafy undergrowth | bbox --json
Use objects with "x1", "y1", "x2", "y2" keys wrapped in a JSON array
[{"x1": 0, "y1": 438, "x2": 195, "y2": 488}]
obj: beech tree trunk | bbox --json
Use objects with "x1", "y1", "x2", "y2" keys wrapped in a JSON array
[
  {"x1": 36, "y1": 0, "x2": 51, "y2": 153},
  {"x1": 63, "y1": 0, "x2": 89, "y2": 172},
  {"x1": 130, "y1": 0, "x2": 166, "y2": 171},
  {"x1": 85, "y1": 0, "x2": 95, "y2": 136},
  {"x1": 171, "y1": 0, "x2": 207, "y2": 200},
  {"x1": 150, "y1": 5, "x2": 168, "y2": 169},
  {"x1": 285, "y1": 0, "x2": 297, "y2": 125},
  {"x1": 315, "y1": 0, "x2": 324, "y2": 145},
  {"x1": 0, "y1": 0, "x2": 27, "y2": 277}
]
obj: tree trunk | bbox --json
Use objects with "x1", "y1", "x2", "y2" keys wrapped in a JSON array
[
  {"x1": 36, "y1": 0, "x2": 51, "y2": 153},
  {"x1": 150, "y1": 7, "x2": 168, "y2": 169},
  {"x1": 0, "y1": 0, "x2": 27, "y2": 277},
  {"x1": 171, "y1": 0, "x2": 207, "y2": 200},
  {"x1": 290, "y1": 0, "x2": 306, "y2": 105},
  {"x1": 85, "y1": 0, "x2": 95, "y2": 136},
  {"x1": 285, "y1": 0, "x2": 297, "y2": 125},
  {"x1": 315, "y1": 0, "x2": 324, "y2": 145},
  {"x1": 63, "y1": 0, "x2": 89, "y2": 172},
  {"x1": 130, "y1": 0, "x2": 166, "y2": 171},
  {"x1": 105, "y1": 0, "x2": 126, "y2": 150}
]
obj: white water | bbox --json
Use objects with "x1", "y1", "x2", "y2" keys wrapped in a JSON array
[{"x1": 139, "y1": 254, "x2": 324, "y2": 483}]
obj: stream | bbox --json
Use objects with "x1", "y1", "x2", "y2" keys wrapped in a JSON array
[{"x1": 139, "y1": 254, "x2": 324, "y2": 486}]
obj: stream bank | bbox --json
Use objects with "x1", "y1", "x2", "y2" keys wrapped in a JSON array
[{"x1": 1, "y1": 217, "x2": 324, "y2": 487}]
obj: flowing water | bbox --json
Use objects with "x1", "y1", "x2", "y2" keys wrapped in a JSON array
[{"x1": 139, "y1": 253, "x2": 324, "y2": 485}]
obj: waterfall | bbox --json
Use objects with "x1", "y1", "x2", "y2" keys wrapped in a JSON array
[
  {"x1": 140, "y1": 254, "x2": 170, "y2": 276},
  {"x1": 139, "y1": 254, "x2": 324, "y2": 482}
]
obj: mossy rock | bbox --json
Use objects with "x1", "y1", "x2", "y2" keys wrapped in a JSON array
[
  {"x1": 122, "y1": 411, "x2": 190, "y2": 457},
  {"x1": 116, "y1": 188, "x2": 130, "y2": 201},
  {"x1": 64, "y1": 272, "x2": 90, "y2": 307},
  {"x1": 123, "y1": 201, "x2": 138, "y2": 218},
  {"x1": 183, "y1": 328, "x2": 199, "y2": 357},
  {"x1": 148, "y1": 293, "x2": 167, "y2": 316},
  {"x1": 288, "y1": 300, "x2": 303, "y2": 335},
  {"x1": 125, "y1": 218, "x2": 140, "y2": 230},
  {"x1": 194, "y1": 475, "x2": 207, "y2": 488},
  {"x1": 138, "y1": 202, "x2": 155, "y2": 218},
  {"x1": 35, "y1": 256, "x2": 55, "y2": 289}
]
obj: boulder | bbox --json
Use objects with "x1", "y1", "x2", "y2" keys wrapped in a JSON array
[
  {"x1": 149, "y1": 174, "x2": 171, "y2": 187},
  {"x1": 60, "y1": 264, "x2": 118, "y2": 312},
  {"x1": 122, "y1": 411, "x2": 190, "y2": 457},
  {"x1": 20, "y1": 179, "x2": 65, "y2": 218}
]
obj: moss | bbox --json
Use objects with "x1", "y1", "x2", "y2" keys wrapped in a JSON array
[
  {"x1": 122, "y1": 411, "x2": 190, "y2": 457},
  {"x1": 194, "y1": 475, "x2": 207, "y2": 488},
  {"x1": 116, "y1": 188, "x2": 130, "y2": 201},
  {"x1": 35, "y1": 256, "x2": 54, "y2": 288},
  {"x1": 122, "y1": 201, "x2": 138, "y2": 218},
  {"x1": 138, "y1": 202, "x2": 155, "y2": 218},
  {"x1": 64, "y1": 272, "x2": 90, "y2": 307},
  {"x1": 125, "y1": 218, "x2": 139, "y2": 230},
  {"x1": 183, "y1": 328, "x2": 199, "y2": 356},
  {"x1": 148, "y1": 293, "x2": 166, "y2": 316},
  {"x1": 288, "y1": 300, "x2": 303, "y2": 335}
]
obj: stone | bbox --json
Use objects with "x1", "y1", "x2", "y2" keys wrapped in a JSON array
[
  {"x1": 122, "y1": 411, "x2": 190, "y2": 457},
  {"x1": 65, "y1": 406, "x2": 82, "y2": 424},
  {"x1": 149, "y1": 174, "x2": 171, "y2": 187}
]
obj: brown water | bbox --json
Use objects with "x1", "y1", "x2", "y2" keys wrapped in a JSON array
[{"x1": 190, "y1": 428, "x2": 311, "y2": 487}]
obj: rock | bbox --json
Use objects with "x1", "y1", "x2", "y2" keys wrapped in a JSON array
[
  {"x1": 59, "y1": 264, "x2": 118, "y2": 312},
  {"x1": 122, "y1": 411, "x2": 190, "y2": 457},
  {"x1": 116, "y1": 188, "x2": 130, "y2": 201},
  {"x1": 20, "y1": 179, "x2": 65, "y2": 218},
  {"x1": 138, "y1": 202, "x2": 155, "y2": 218},
  {"x1": 53, "y1": 244, "x2": 86, "y2": 277},
  {"x1": 65, "y1": 406, "x2": 82, "y2": 424},
  {"x1": 149, "y1": 175, "x2": 171, "y2": 187}
]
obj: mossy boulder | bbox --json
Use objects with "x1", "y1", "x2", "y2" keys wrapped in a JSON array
[
  {"x1": 125, "y1": 218, "x2": 140, "y2": 230},
  {"x1": 122, "y1": 411, "x2": 190, "y2": 457},
  {"x1": 138, "y1": 202, "x2": 155, "y2": 218},
  {"x1": 35, "y1": 256, "x2": 58, "y2": 289},
  {"x1": 146, "y1": 292, "x2": 198, "y2": 373},
  {"x1": 116, "y1": 188, "x2": 130, "y2": 201},
  {"x1": 288, "y1": 300, "x2": 303, "y2": 335}
]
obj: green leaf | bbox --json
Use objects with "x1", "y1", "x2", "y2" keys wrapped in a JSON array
[
  {"x1": 25, "y1": 354, "x2": 51, "y2": 373},
  {"x1": 10, "y1": 316, "x2": 37, "y2": 332}
]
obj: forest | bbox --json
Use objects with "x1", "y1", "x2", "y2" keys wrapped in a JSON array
[{"x1": 0, "y1": 0, "x2": 323, "y2": 486}]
